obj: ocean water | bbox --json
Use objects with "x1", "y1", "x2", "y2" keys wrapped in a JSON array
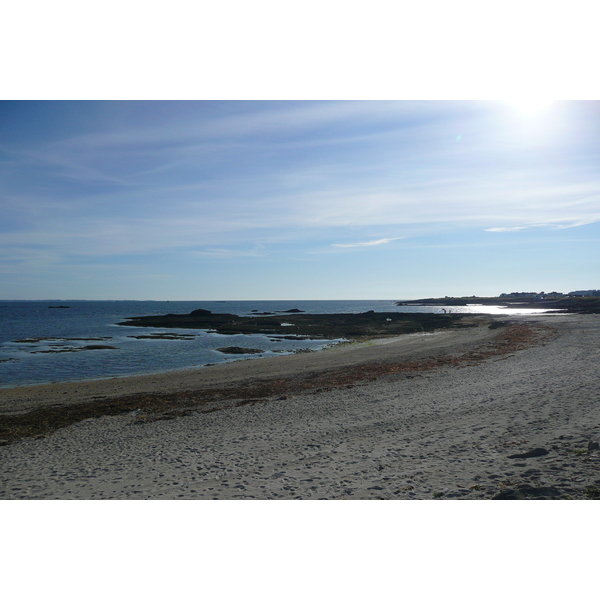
[{"x1": 0, "y1": 300, "x2": 552, "y2": 388}]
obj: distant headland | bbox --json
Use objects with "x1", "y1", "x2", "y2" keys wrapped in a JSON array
[{"x1": 397, "y1": 292, "x2": 600, "y2": 314}]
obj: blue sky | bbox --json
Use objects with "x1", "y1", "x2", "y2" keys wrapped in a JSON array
[{"x1": 1, "y1": 100, "x2": 599, "y2": 300}]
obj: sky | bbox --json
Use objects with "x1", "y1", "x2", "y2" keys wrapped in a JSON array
[{"x1": 1, "y1": 100, "x2": 599, "y2": 300}]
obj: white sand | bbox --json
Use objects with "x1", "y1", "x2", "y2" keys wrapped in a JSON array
[{"x1": 2, "y1": 313, "x2": 599, "y2": 499}]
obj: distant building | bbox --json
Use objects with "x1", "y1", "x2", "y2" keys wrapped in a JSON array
[
  {"x1": 499, "y1": 291, "x2": 565, "y2": 299},
  {"x1": 499, "y1": 292, "x2": 538, "y2": 298},
  {"x1": 569, "y1": 290, "x2": 600, "y2": 297}
]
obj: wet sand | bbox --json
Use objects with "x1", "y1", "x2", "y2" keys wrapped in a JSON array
[{"x1": 2, "y1": 313, "x2": 599, "y2": 499}]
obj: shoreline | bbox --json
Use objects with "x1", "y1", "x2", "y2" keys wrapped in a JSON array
[
  {"x1": 3, "y1": 313, "x2": 600, "y2": 499},
  {"x1": 0, "y1": 318, "x2": 498, "y2": 415},
  {"x1": 0, "y1": 306, "x2": 485, "y2": 394}
]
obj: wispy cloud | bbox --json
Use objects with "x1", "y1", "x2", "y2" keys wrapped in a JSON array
[
  {"x1": 485, "y1": 215, "x2": 600, "y2": 232},
  {"x1": 485, "y1": 226, "x2": 529, "y2": 232},
  {"x1": 331, "y1": 237, "x2": 403, "y2": 248}
]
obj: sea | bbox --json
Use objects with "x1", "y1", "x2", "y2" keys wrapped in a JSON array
[{"x1": 0, "y1": 300, "x2": 552, "y2": 388}]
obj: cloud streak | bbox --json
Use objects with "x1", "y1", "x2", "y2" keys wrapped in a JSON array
[{"x1": 331, "y1": 237, "x2": 403, "y2": 248}]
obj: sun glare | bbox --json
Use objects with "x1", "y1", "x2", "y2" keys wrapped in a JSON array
[{"x1": 504, "y1": 98, "x2": 555, "y2": 117}]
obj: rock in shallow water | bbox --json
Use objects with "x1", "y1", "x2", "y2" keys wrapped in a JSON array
[{"x1": 216, "y1": 347, "x2": 264, "y2": 355}]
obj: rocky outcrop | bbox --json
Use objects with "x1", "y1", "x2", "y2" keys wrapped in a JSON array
[
  {"x1": 118, "y1": 309, "x2": 477, "y2": 340},
  {"x1": 216, "y1": 347, "x2": 264, "y2": 355}
]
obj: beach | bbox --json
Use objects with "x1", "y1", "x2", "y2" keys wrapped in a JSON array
[{"x1": 1, "y1": 313, "x2": 599, "y2": 499}]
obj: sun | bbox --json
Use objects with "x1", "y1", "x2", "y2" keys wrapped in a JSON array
[{"x1": 504, "y1": 98, "x2": 555, "y2": 117}]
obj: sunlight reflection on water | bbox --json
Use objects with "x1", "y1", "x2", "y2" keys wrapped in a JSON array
[{"x1": 395, "y1": 304, "x2": 555, "y2": 315}]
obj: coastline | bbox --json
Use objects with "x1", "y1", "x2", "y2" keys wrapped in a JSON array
[
  {"x1": 0, "y1": 301, "x2": 491, "y2": 390},
  {"x1": 0, "y1": 318, "x2": 497, "y2": 415},
  {"x1": 2, "y1": 313, "x2": 600, "y2": 499}
]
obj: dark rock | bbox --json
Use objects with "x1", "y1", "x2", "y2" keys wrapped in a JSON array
[
  {"x1": 48, "y1": 305, "x2": 70, "y2": 308},
  {"x1": 585, "y1": 486, "x2": 600, "y2": 499},
  {"x1": 127, "y1": 333, "x2": 195, "y2": 340},
  {"x1": 81, "y1": 345, "x2": 119, "y2": 350},
  {"x1": 517, "y1": 485, "x2": 563, "y2": 499},
  {"x1": 31, "y1": 344, "x2": 118, "y2": 352},
  {"x1": 588, "y1": 441, "x2": 600, "y2": 451},
  {"x1": 216, "y1": 347, "x2": 264, "y2": 355},
  {"x1": 189, "y1": 308, "x2": 212, "y2": 316},
  {"x1": 493, "y1": 485, "x2": 562, "y2": 500},
  {"x1": 31, "y1": 348, "x2": 77, "y2": 354},
  {"x1": 508, "y1": 448, "x2": 549, "y2": 459},
  {"x1": 280, "y1": 308, "x2": 304, "y2": 313}
]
